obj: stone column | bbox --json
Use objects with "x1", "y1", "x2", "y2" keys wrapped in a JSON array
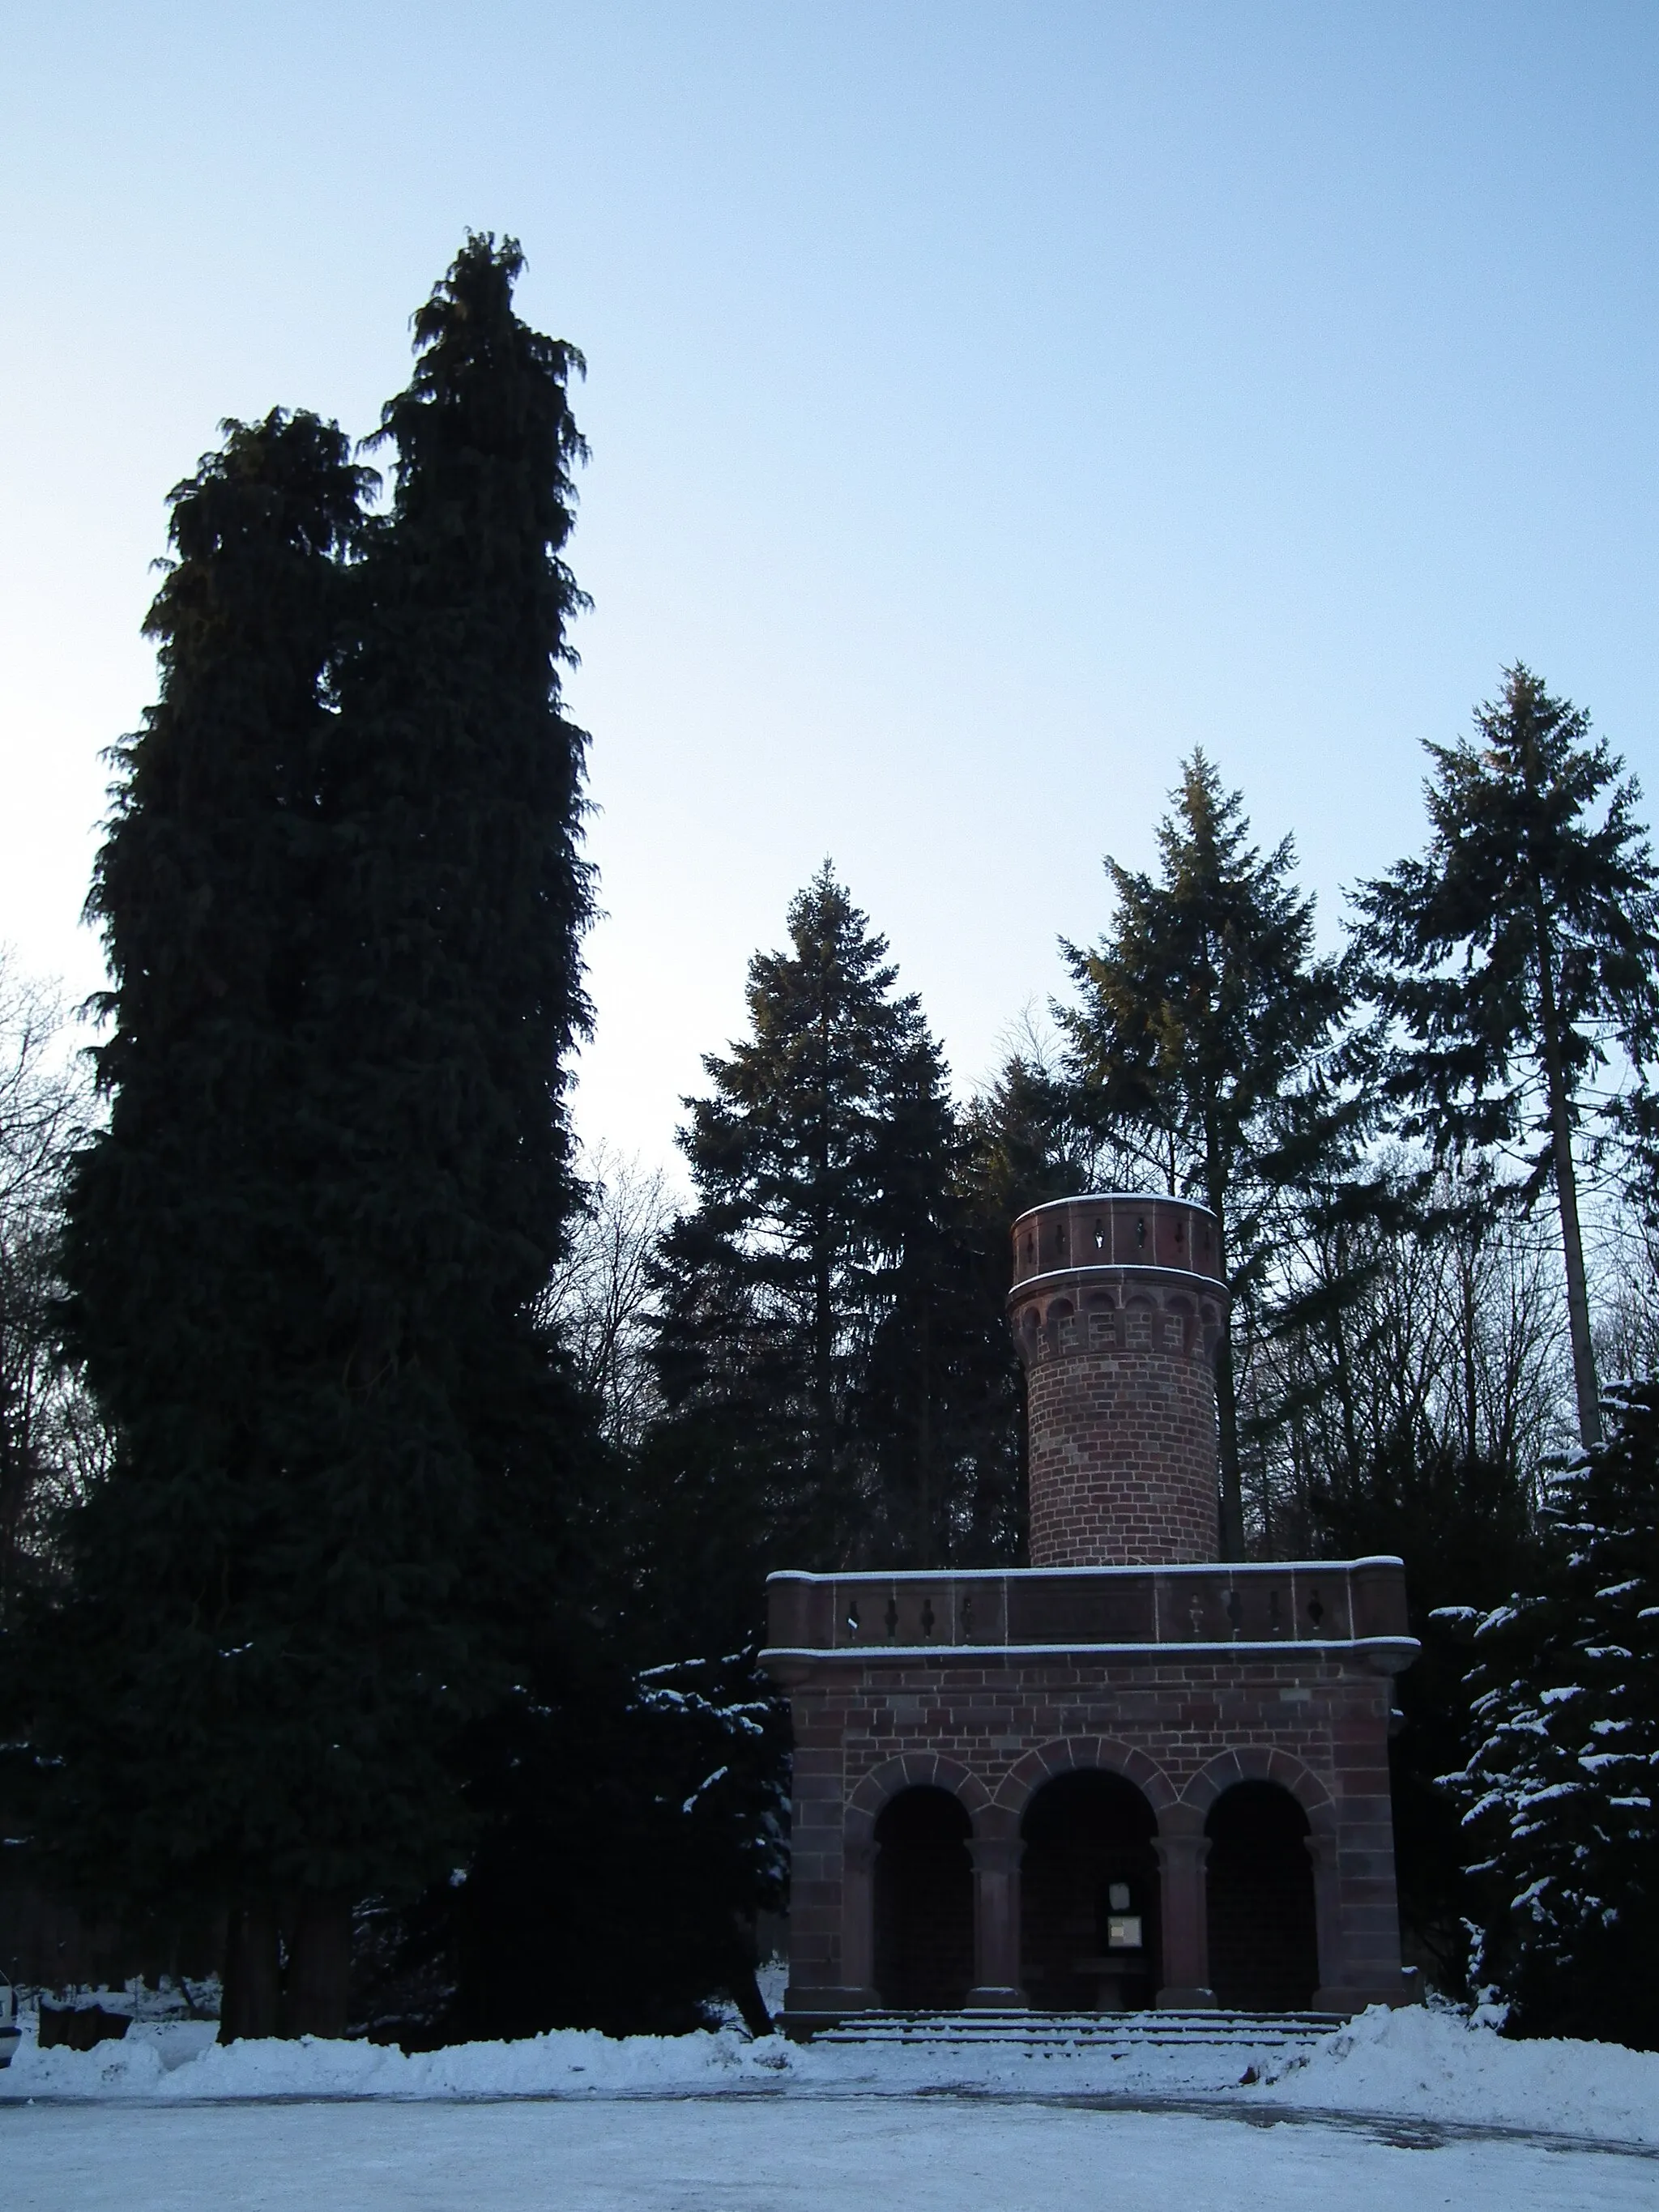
[
  {"x1": 1154, "y1": 1807, "x2": 1216, "y2": 2008},
  {"x1": 1307, "y1": 1831, "x2": 1346, "y2": 2010},
  {"x1": 966, "y1": 1831, "x2": 1026, "y2": 2005},
  {"x1": 831, "y1": 1837, "x2": 881, "y2": 2010}
]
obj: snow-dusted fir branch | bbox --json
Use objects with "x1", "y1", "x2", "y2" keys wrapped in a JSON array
[{"x1": 1440, "y1": 1379, "x2": 1659, "y2": 2042}]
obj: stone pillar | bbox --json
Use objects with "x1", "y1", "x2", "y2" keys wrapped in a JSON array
[
  {"x1": 821, "y1": 1838, "x2": 881, "y2": 2013},
  {"x1": 1307, "y1": 1831, "x2": 1345, "y2": 2009},
  {"x1": 1154, "y1": 1808, "x2": 1216, "y2": 2008},
  {"x1": 966, "y1": 1831, "x2": 1026, "y2": 2005}
]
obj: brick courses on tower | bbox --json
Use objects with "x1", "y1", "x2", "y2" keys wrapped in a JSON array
[{"x1": 762, "y1": 1192, "x2": 1419, "y2": 2029}]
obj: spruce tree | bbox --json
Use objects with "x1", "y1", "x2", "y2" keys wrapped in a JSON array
[
  {"x1": 308, "y1": 228, "x2": 597, "y2": 1737},
  {"x1": 288, "y1": 233, "x2": 598, "y2": 2029},
  {"x1": 960, "y1": 1044, "x2": 1114, "y2": 1227},
  {"x1": 34, "y1": 410, "x2": 377, "y2": 2033},
  {"x1": 1450, "y1": 1381, "x2": 1659, "y2": 2047},
  {"x1": 27, "y1": 241, "x2": 599, "y2": 2039},
  {"x1": 1351, "y1": 667, "x2": 1659, "y2": 1447},
  {"x1": 652, "y1": 865, "x2": 974, "y2": 1575},
  {"x1": 1059, "y1": 752, "x2": 1346, "y2": 1557}
]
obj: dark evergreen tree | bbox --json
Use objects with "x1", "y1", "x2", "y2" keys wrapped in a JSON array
[
  {"x1": 25, "y1": 410, "x2": 378, "y2": 2032},
  {"x1": 1350, "y1": 666, "x2": 1659, "y2": 1447},
  {"x1": 1308, "y1": 1431, "x2": 1537, "y2": 1991},
  {"x1": 286, "y1": 234, "x2": 599, "y2": 2035},
  {"x1": 650, "y1": 866, "x2": 970, "y2": 1576},
  {"x1": 426, "y1": 1643, "x2": 787, "y2": 2043},
  {"x1": 1059, "y1": 752, "x2": 1346, "y2": 1556},
  {"x1": 959, "y1": 1044, "x2": 1114, "y2": 1228},
  {"x1": 941, "y1": 1043, "x2": 1135, "y2": 1570},
  {"x1": 1449, "y1": 1381, "x2": 1659, "y2": 2046},
  {"x1": 25, "y1": 240, "x2": 600, "y2": 2040}
]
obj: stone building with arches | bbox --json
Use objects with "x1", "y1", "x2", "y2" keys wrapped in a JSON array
[{"x1": 761, "y1": 1193, "x2": 1419, "y2": 2028}]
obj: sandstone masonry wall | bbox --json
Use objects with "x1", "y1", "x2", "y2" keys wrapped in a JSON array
[
  {"x1": 784, "y1": 1650, "x2": 1402, "y2": 2013},
  {"x1": 1024, "y1": 1308, "x2": 1221, "y2": 1565}
]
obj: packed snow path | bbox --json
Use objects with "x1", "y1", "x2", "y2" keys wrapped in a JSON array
[{"x1": 0, "y1": 2095, "x2": 1648, "y2": 2212}]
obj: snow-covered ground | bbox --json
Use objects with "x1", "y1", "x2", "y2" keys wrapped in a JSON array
[
  {"x1": 0, "y1": 2093, "x2": 1647, "y2": 2211},
  {"x1": 0, "y1": 2005, "x2": 1653, "y2": 2209},
  {"x1": 3, "y1": 1999, "x2": 1656, "y2": 2146}
]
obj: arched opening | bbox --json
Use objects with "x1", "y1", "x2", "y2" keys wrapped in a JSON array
[
  {"x1": 872, "y1": 1788, "x2": 974, "y2": 2009},
  {"x1": 1020, "y1": 1770, "x2": 1160, "y2": 2010},
  {"x1": 1204, "y1": 1781, "x2": 1319, "y2": 2010}
]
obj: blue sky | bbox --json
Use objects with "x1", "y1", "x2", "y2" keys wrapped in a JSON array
[{"x1": 2, "y1": 4, "x2": 1655, "y2": 1168}]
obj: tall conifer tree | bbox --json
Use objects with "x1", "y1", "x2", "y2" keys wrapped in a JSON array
[
  {"x1": 36, "y1": 411, "x2": 377, "y2": 2033},
  {"x1": 28, "y1": 241, "x2": 598, "y2": 2038},
  {"x1": 652, "y1": 867, "x2": 975, "y2": 1575},
  {"x1": 310, "y1": 232, "x2": 596, "y2": 1712},
  {"x1": 1059, "y1": 752, "x2": 1346, "y2": 1557},
  {"x1": 1351, "y1": 667, "x2": 1659, "y2": 1447}
]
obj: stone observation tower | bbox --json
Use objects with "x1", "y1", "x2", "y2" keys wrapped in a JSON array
[
  {"x1": 762, "y1": 1194, "x2": 1418, "y2": 2028},
  {"x1": 1014, "y1": 1194, "x2": 1228, "y2": 1567}
]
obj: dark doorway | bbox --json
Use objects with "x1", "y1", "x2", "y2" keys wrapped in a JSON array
[
  {"x1": 1205, "y1": 1781, "x2": 1320, "y2": 2010},
  {"x1": 1020, "y1": 1770, "x2": 1160, "y2": 2010},
  {"x1": 872, "y1": 1788, "x2": 975, "y2": 2009}
]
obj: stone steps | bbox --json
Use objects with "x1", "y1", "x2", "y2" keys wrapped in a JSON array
[{"x1": 810, "y1": 2007, "x2": 1345, "y2": 2050}]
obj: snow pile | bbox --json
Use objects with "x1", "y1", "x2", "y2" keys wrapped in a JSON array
[
  {"x1": 1260, "y1": 2001, "x2": 1659, "y2": 2144},
  {"x1": 4, "y1": 2001, "x2": 1657, "y2": 2146},
  {"x1": 0, "y1": 2021, "x2": 797, "y2": 2103},
  {"x1": 0, "y1": 2021, "x2": 1319, "y2": 2104}
]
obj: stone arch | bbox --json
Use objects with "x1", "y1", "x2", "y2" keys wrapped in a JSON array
[
  {"x1": 1193, "y1": 1757, "x2": 1327, "y2": 2010},
  {"x1": 1009, "y1": 1741, "x2": 1172, "y2": 2009},
  {"x1": 847, "y1": 1752, "x2": 992, "y2": 1845},
  {"x1": 1178, "y1": 1745, "x2": 1337, "y2": 1833},
  {"x1": 992, "y1": 1737, "x2": 1179, "y2": 1821}
]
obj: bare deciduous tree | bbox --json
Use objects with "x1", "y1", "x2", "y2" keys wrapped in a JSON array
[
  {"x1": 541, "y1": 1144, "x2": 674, "y2": 1448},
  {"x1": 1239, "y1": 1159, "x2": 1568, "y2": 1554},
  {"x1": 0, "y1": 954, "x2": 105, "y2": 1616}
]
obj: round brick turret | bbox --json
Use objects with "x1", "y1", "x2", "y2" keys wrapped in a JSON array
[{"x1": 1009, "y1": 1194, "x2": 1227, "y2": 1567}]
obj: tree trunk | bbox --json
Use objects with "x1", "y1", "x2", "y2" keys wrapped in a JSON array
[
  {"x1": 1546, "y1": 1068, "x2": 1601, "y2": 1449},
  {"x1": 1531, "y1": 894, "x2": 1601, "y2": 1447},
  {"x1": 282, "y1": 1888, "x2": 353, "y2": 2038},
  {"x1": 220, "y1": 1894, "x2": 281, "y2": 2042},
  {"x1": 727, "y1": 1953, "x2": 774, "y2": 2039},
  {"x1": 1328, "y1": 1230, "x2": 1362, "y2": 1484},
  {"x1": 1458, "y1": 1237, "x2": 1482, "y2": 1463}
]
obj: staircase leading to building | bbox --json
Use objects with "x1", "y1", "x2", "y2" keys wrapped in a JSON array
[{"x1": 808, "y1": 2007, "x2": 1345, "y2": 2052}]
